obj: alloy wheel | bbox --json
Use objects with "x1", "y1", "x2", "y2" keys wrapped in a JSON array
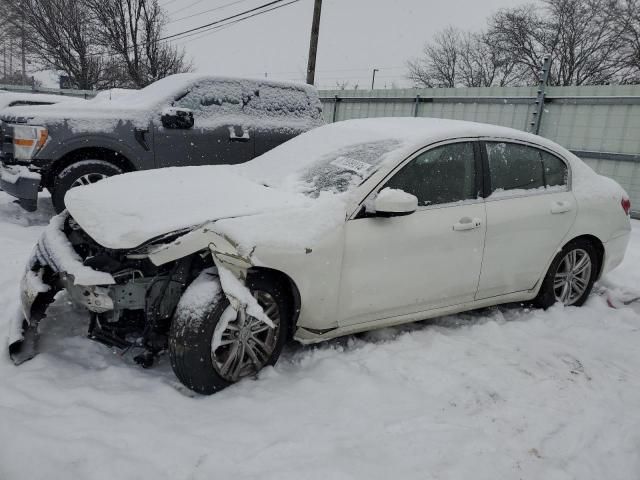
[
  {"x1": 553, "y1": 248, "x2": 592, "y2": 305},
  {"x1": 70, "y1": 173, "x2": 108, "y2": 189},
  {"x1": 211, "y1": 291, "x2": 281, "y2": 382}
]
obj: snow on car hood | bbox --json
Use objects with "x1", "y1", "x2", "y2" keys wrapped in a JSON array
[{"x1": 64, "y1": 166, "x2": 314, "y2": 249}]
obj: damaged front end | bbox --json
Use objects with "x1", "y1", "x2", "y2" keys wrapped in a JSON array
[{"x1": 8, "y1": 213, "x2": 247, "y2": 367}]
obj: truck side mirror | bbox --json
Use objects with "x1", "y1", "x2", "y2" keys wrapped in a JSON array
[{"x1": 161, "y1": 107, "x2": 194, "y2": 129}]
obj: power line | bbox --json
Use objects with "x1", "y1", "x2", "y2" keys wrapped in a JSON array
[
  {"x1": 83, "y1": 0, "x2": 302, "y2": 59},
  {"x1": 167, "y1": 0, "x2": 302, "y2": 43},
  {"x1": 167, "y1": 0, "x2": 207, "y2": 15},
  {"x1": 160, "y1": 0, "x2": 293, "y2": 42},
  {"x1": 168, "y1": 0, "x2": 253, "y2": 24}
]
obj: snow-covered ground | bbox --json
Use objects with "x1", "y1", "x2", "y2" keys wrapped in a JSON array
[{"x1": 0, "y1": 191, "x2": 639, "y2": 480}]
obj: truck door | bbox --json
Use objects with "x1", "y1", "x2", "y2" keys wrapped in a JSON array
[{"x1": 153, "y1": 79, "x2": 255, "y2": 168}]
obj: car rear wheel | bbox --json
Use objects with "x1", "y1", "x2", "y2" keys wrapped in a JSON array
[
  {"x1": 534, "y1": 239, "x2": 599, "y2": 308},
  {"x1": 169, "y1": 272, "x2": 291, "y2": 395},
  {"x1": 51, "y1": 160, "x2": 123, "y2": 213}
]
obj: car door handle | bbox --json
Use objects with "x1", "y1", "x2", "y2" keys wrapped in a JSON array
[
  {"x1": 228, "y1": 126, "x2": 250, "y2": 142},
  {"x1": 453, "y1": 217, "x2": 482, "y2": 231},
  {"x1": 551, "y1": 201, "x2": 572, "y2": 214}
]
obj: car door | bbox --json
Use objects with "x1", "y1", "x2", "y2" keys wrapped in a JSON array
[
  {"x1": 475, "y1": 141, "x2": 577, "y2": 299},
  {"x1": 153, "y1": 79, "x2": 255, "y2": 168},
  {"x1": 338, "y1": 141, "x2": 487, "y2": 327}
]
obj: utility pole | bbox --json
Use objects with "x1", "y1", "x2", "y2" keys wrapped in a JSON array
[
  {"x1": 306, "y1": 0, "x2": 322, "y2": 85},
  {"x1": 21, "y1": 17, "x2": 26, "y2": 85},
  {"x1": 371, "y1": 68, "x2": 379, "y2": 90}
]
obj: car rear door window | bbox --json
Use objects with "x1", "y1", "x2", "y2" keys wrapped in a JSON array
[
  {"x1": 385, "y1": 142, "x2": 477, "y2": 206},
  {"x1": 486, "y1": 142, "x2": 568, "y2": 195}
]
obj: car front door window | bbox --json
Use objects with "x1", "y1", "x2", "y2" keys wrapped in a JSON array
[{"x1": 385, "y1": 142, "x2": 478, "y2": 206}]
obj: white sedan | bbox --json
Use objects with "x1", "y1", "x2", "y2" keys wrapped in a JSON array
[{"x1": 11, "y1": 118, "x2": 632, "y2": 394}]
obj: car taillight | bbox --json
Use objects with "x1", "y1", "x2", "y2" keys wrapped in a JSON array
[{"x1": 621, "y1": 197, "x2": 631, "y2": 216}]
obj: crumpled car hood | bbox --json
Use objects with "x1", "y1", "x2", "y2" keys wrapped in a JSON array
[{"x1": 64, "y1": 165, "x2": 312, "y2": 250}]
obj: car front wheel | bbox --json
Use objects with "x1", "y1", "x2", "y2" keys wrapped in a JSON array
[
  {"x1": 51, "y1": 160, "x2": 123, "y2": 213},
  {"x1": 535, "y1": 239, "x2": 599, "y2": 308},
  {"x1": 169, "y1": 272, "x2": 290, "y2": 395}
]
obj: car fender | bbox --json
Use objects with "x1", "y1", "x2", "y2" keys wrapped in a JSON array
[
  {"x1": 36, "y1": 124, "x2": 153, "y2": 169},
  {"x1": 149, "y1": 223, "x2": 253, "y2": 273}
]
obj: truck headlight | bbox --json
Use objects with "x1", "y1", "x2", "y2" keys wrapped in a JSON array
[{"x1": 12, "y1": 125, "x2": 48, "y2": 160}]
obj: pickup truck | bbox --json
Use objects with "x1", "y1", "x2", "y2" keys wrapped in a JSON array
[{"x1": 0, "y1": 74, "x2": 324, "y2": 212}]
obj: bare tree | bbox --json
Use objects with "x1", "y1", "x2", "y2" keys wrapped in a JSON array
[
  {"x1": 87, "y1": 0, "x2": 191, "y2": 88},
  {"x1": 6, "y1": 0, "x2": 104, "y2": 89},
  {"x1": 407, "y1": 26, "x2": 528, "y2": 88},
  {"x1": 458, "y1": 32, "x2": 528, "y2": 87},
  {"x1": 0, "y1": 4, "x2": 31, "y2": 84},
  {"x1": 620, "y1": 0, "x2": 640, "y2": 82},
  {"x1": 488, "y1": 0, "x2": 632, "y2": 86},
  {"x1": 548, "y1": 0, "x2": 629, "y2": 85},
  {"x1": 407, "y1": 26, "x2": 460, "y2": 88}
]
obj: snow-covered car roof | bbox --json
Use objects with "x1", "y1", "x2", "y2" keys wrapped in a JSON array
[
  {"x1": 91, "y1": 88, "x2": 137, "y2": 102},
  {"x1": 239, "y1": 117, "x2": 579, "y2": 189},
  {"x1": 0, "y1": 91, "x2": 83, "y2": 110}
]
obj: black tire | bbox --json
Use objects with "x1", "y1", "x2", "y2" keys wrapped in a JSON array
[
  {"x1": 169, "y1": 271, "x2": 291, "y2": 395},
  {"x1": 51, "y1": 160, "x2": 123, "y2": 213},
  {"x1": 534, "y1": 238, "x2": 599, "y2": 309}
]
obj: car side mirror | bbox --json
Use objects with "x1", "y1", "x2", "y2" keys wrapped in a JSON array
[
  {"x1": 374, "y1": 188, "x2": 418, "y2": 217},
  {"x1": 161, "y1": 107, "x2": 194, "y2": 129}
]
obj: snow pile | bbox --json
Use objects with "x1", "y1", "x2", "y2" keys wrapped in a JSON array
[{"x1": 0, "y1": 191, "x2": 640, "y2": 479}]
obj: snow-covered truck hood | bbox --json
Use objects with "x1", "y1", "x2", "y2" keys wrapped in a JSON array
[
  {"x1": 64, "y1": 166, "x2": 313, "y2": 250},
  {"x1": 0, "y1": 102, "x2": 150, "y2": 130}
]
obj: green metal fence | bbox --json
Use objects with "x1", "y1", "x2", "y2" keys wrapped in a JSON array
[
  {"x1": 2, "y1": 82, "x2": 638, "y2": 216},
  {"x1": 319, "y1": 85, "x2": 640, "y2": 217},
  {"x1": 0, "y1": 83, "x2": 95, "y2": 98}
]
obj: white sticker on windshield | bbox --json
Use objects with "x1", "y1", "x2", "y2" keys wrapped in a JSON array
[{"x1": 330, "y1": 156, "x2": 373, "y2": 175}]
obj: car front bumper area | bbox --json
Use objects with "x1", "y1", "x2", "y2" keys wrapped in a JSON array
[
  {"x1": 9, "y1": 215, "x2": 116, "y2": 365},
  {"x1": 0, "y1": 163, "x2": 41, "y2": 212}
]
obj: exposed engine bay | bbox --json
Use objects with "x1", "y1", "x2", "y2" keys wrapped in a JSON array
[{"x1": 14, "y1": 215, "x2": 214, "y2": 367}]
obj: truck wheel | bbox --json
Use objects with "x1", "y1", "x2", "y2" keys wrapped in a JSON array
[
  {"x1": 51, "y1": 160, "x2": 123, "y2": 213},
  {"x1": 169, "y1": 272, "x2": 291, "y2": 395}
]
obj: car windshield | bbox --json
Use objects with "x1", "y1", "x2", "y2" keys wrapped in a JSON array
[
  {"x1": 293, "y1": 140, "x2": 403, "y2": 197},
  {"x1": 238, "y1": 123, "x2": 407, "y2": 198}
]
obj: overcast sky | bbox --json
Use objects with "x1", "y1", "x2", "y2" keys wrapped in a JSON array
[{"x1": 163, "y1": 0, "x2": 533, "y2": 89}]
